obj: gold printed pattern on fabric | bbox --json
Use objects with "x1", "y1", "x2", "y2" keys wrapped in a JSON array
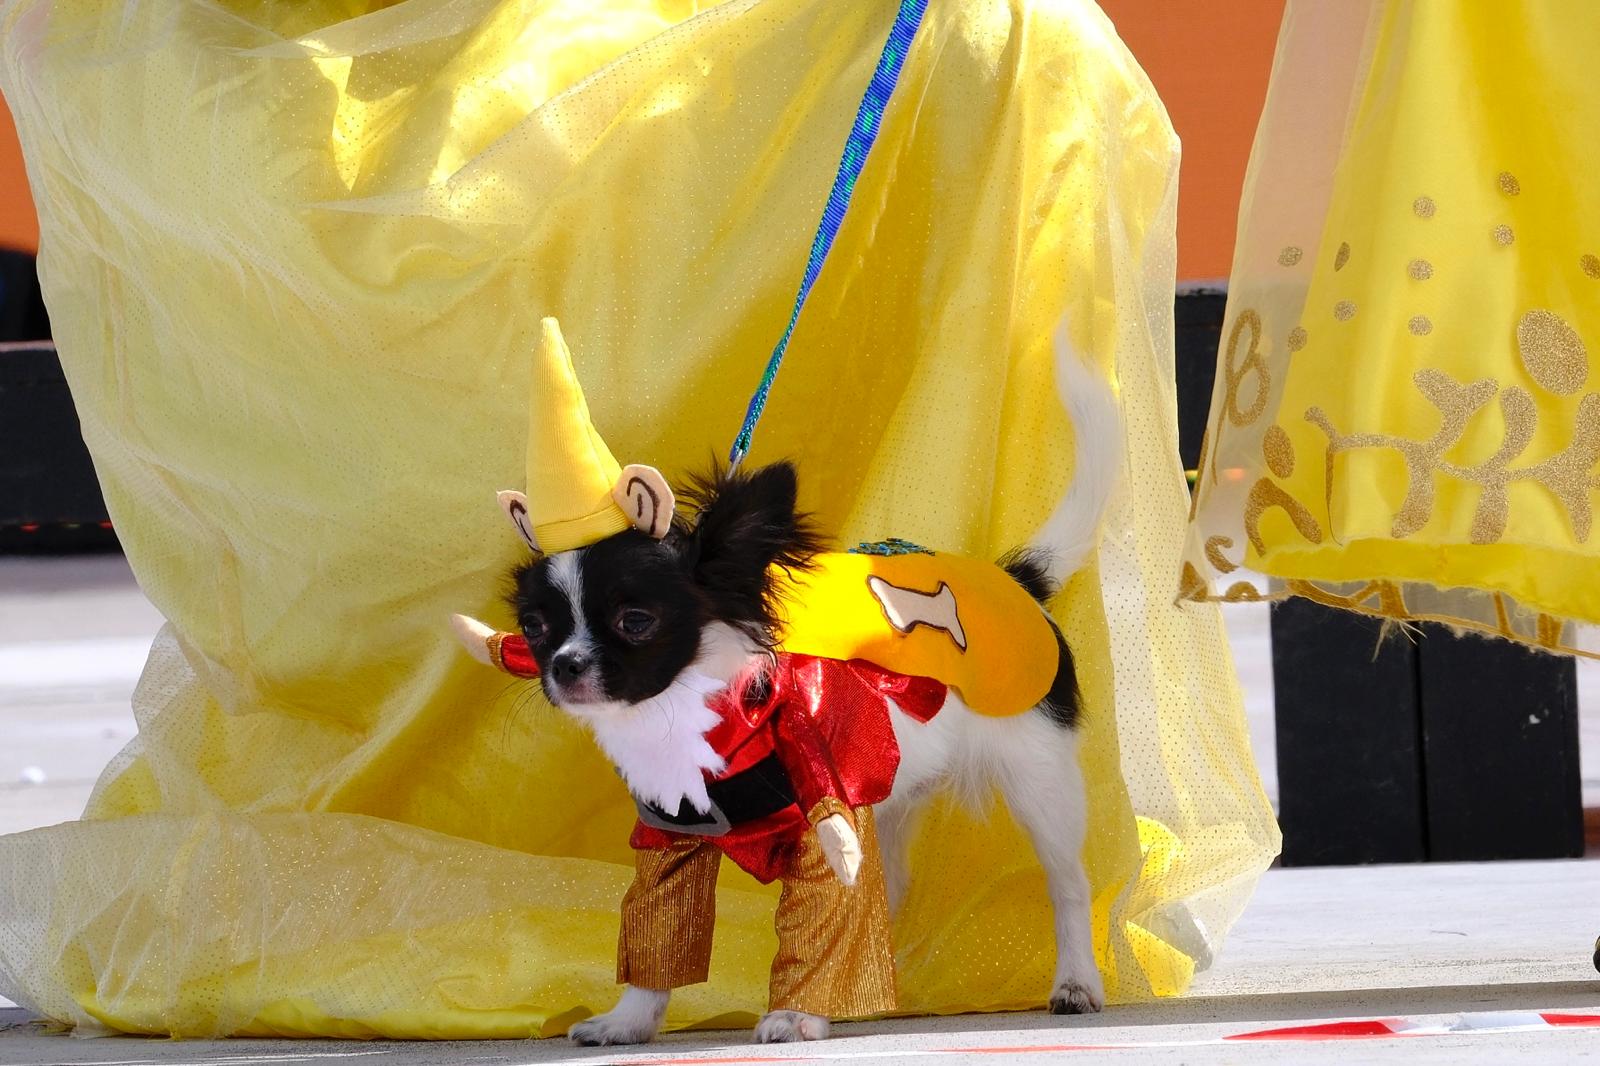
[
  {"x1": 1278, "y1": 246, "x2": 1303, "y2": 266},
  {"x1": 1262, "y1": 425, "x2": 1295, "y2": 478},
  {"x1": 1308, "y1": 370, "x2": 1600, "y2": 544},
  {"x1": 1180, "y1": 6, "x2": 1600, "y2": 660},
  {"x1": 1243, "y1": 478, "x2": 1323, "y2": 553},
  {"x1": 1222, "y1": 310, "x2": 1270, "y2": 428},
  {"x1": 1206, "y1": 309, "x2": 1273, "y2": 492},
  {"x1": 1203, "y1": 536, "x2": 1240, "y2": 574},
  {"x1": 1516, "y1": 309, "x2": 1589, "y2": 395},
  {"x1": 1307, "y1": 370, "x2": 1496, "y2": 538},
  {"x1": 1178, "y1": 562, "x2": 1209, "y2": 600}
]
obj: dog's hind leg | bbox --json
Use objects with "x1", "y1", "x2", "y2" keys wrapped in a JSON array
[
  {"x1": 874, "y1": 791, "x2": 922, "y2": 915},
  {"x1": 991, "y1": 714, "x2": 1104, "y2": 1015}
]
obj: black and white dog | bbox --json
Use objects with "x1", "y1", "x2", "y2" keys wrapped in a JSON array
[{"x1": 490, "y1": 350, "x2": 1119, "y2": 1045}]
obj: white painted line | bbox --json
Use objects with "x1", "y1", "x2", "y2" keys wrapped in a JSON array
[{"x1": 0, "y1": 638, "x2": 152, "y2": 690}]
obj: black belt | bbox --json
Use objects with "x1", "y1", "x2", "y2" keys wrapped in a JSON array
[{"x1": 633, "y1": 752, "x2": 796, "y2": 837}]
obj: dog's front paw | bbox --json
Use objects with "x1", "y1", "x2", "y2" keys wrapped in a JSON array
[
  {"x1": 569, "y1": 1014, "x2": 654, "y2": 1046},
  {"x1": 569, "y1": 986, "x2": 669, "y2": 1046},
  {"x1": 1048, "y1": 975, "x2": 1105, "y2": 1016},
  {"x1": 754, "y1": 1010, "x2": 831, "y2": 1043}
]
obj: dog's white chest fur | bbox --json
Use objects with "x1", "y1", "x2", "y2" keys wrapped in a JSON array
[{"x1": 571, "y1": 671, "x2": 730, "y2": 814}]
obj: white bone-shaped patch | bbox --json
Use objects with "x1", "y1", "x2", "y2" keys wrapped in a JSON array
[{"x1": 867, "y1": 576, "x2": 968, "y2": 652}]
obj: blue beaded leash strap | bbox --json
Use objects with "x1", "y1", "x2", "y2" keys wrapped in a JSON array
[{"x1": 728, "y1": 0, "x2": 930, "y2": 468}]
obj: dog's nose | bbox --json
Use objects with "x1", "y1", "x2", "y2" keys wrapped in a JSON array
[{"x1": 549, "y1": 648, "x2": 594, "y2": 683}]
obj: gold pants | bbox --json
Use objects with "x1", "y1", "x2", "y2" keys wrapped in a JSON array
[{"x1": 617, "y1": 808, "x2": 896, "y2": 1018}]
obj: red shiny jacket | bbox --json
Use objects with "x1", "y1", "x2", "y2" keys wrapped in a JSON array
[{"x1": 488, "y1": 634, "x2": 945, "y2": 882}]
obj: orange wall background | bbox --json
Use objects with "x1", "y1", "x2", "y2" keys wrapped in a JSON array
[
  {"x1": 0, "y1": 3, "x2": 1284, "y2": 280},
  {"x1": 1098, "y1": 0, "x2": 1285, "y2": 280},
  {"x1": 0, "y1": 96, "x2": 36, "y2": 254}
]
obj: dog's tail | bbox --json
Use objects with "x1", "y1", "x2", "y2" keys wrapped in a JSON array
[{"x1": 1016, "y1": 323, "x2": 1123, "y2": 595}]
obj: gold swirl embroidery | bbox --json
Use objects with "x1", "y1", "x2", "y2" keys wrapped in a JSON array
[
  {"x1": 1407, "y1": 259, "x2": 1434, "y2": 281},
  {"x1": 1223, "y1": 310, "x2": 1269, "y2": 427},
  {"x1": 1334, "y1": 242, "x2": 1351, "y2": 271},
  {"x1": 1333, "y1": 300, "x2": 1356, "y2": 321},
  {"x1": 1308, "y1": 370, "x2": 1600, "y2": 544},
  {"x1": 1287, "y1": 578, "x2": 1408, "y2": 619},
  {"x1": 1244, "y1": 479, "x2": 1323, "y2": 553},
  {"x1": 1307, "y1": 370, "x2": 1496, "y2": 539},
  {"x1": 1262, "y1": 425, "x2": 1295, "y2": 478},
  {"x1": 1582, "y1": 254, "x2": 1600, "y2": 280},
  {"x1": 1278, "y1": 246, "x2": 1303, "y2": 266},
  {"x1": 1204, "y1": 536, "x2": 1239, "y2": 574},
  {"x1": 1498, "y1": 172, "x2": 1521, "y2": 196},
  {"x1": 1287, "y1": 326, "x2": 1308, "y2": 353},
  {"x1": 1206, "y1": 310, "x2": 1272, "y2": 489},
  {"x1": 1516, "y1": 309, "x2": 1588, "y2": 395},
  {"x1": 1493, "y1": 225, "x2": 1514, "y2": 245},
  {"x1": 1409, "y1": 315, "x2": 1433, "y2": 336},
  {"x1": 1413, "y1": 196, "x2": 1436, "y2": 219}
]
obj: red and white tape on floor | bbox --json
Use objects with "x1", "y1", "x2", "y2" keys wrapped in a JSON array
[{"x1": 622, "y1": 1012, "x2": 1600, "y2": 1064}]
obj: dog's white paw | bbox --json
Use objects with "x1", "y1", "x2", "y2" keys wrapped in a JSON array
[
  {"x1": 569, "y1": 1014, "x2": 656, "y2": 1047},
  {"x1": 569, "y1": 1011, "x2": 656, "y2": 1043},
  {"x1": 1048, "y1": 974, "x2": 1105, "y2": 1016},
  {"x1": 569, "y1": 986, "x2": 669, "y2": 1046},
  {"x1": 754, "y1": 1010, "x2": 831, "y2": 1043}
]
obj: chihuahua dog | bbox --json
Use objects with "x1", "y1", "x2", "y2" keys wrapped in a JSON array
[{"x1": 468, "y1": 342, "x2": 1120, "y2": 1046}]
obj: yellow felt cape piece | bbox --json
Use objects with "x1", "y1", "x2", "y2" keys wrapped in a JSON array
[
  {"x1": 780, "y1": 550, "x2": 1061, "y2": 718},
  {"x1": 1182, "y1": 1, "x2": 1600, "y2": 657},
  {"x1": 0, "y1": 0, "x2": 1278, "y2": 1038}
]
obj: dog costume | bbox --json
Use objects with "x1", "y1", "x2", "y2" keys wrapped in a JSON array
[{"x1": 454, "y1": 318, "x2": 1063, "y2": 1017}]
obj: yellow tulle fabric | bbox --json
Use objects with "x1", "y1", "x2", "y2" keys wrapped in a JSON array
[
  {"x1": 1183, "y1": 1, "x2": 1600, "y2": 657},
  {"x1": 0, "y1": 0, "x2": 1277, "y2": 1038}
]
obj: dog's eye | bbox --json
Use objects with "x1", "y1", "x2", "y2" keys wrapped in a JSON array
[
  {"x1": 522, "y1": 612, "x2": 549, "y2": 645},
  {"x1": 614, "y1": 608, "x2": 659, "y2": 641}
]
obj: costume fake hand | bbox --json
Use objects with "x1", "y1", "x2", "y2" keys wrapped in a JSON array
[{"x1": 815, "y1": 812, "x2": 861, "y2": 887}]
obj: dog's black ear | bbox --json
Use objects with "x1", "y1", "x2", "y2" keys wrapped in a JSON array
[{"x1": 677, "y1": 460, "x2": 824, "y2": 643}]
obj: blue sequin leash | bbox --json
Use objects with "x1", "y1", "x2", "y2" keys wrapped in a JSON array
[{"x1": 727, "y1": 0, "x2": 929, "y2": 468}]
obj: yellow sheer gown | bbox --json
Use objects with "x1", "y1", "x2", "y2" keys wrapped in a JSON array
[
  {"x1": 0, "y1": 0, "x2": 1276, "y2": 1037},
  {"x1": 1184, "y1": 1, "x2": 1600, "y2": 657}
]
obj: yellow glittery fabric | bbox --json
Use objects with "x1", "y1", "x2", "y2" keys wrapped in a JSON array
[
  {"x1": 1182, "y1": 1, "x2": 1600, "y2": 657},
  {"x1": 0, "y1": 0, "x2": 1277, "y2": 1038}
]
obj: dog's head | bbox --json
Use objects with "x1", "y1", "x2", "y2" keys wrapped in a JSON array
[{"x1": 501, "y1": 460, "x2": 822, "y2": 711}]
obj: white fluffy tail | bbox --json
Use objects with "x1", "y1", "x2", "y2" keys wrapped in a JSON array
[{"x1": 1032, "y1": 323, "x2": 1123, "y2": 585}]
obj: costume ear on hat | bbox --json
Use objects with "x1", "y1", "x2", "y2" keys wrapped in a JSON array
[
  {"x1": 497, "y1": 490, "x2": 538, "y2": 551},
  {"x1": 614, "y1": 464, "x2": 674, "y2": 539},
  {"x1": 497, "y1": 317, "x2": 674, "y2": 553}
]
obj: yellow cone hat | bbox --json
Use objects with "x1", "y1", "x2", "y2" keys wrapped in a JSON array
[{"x1": 523, "y1": 317, "x2": 632, "y2": 552}]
